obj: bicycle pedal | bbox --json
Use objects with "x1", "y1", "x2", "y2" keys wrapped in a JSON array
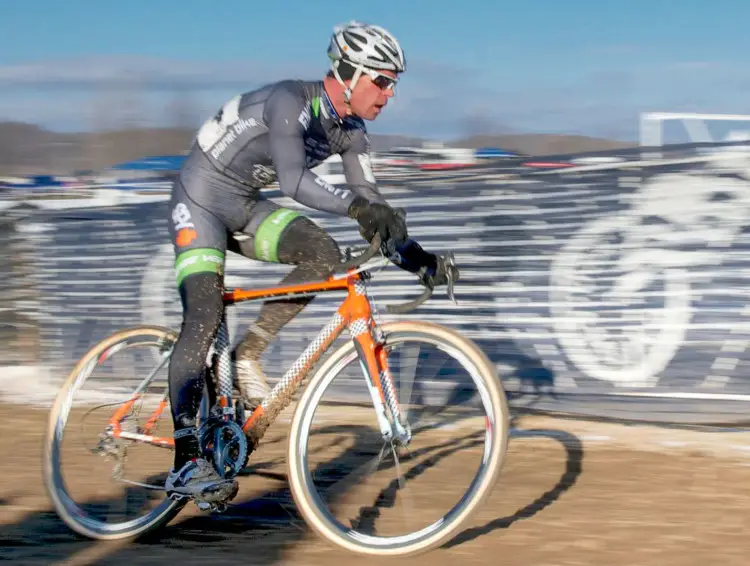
[
  {"x1": 195, "y1": 500, "x2": 212, "y2": 512},
  {"x1": 194, "y1": 500, "x2": 227, "y2": 513}
]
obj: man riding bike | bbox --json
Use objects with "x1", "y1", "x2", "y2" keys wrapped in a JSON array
[{"x1": 165, "y1": 21, "x2": 458, "y2": 504}]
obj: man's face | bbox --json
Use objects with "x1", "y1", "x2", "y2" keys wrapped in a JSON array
[{"x1": 348, "y1": 69, "x2": 398, "y2": 121}]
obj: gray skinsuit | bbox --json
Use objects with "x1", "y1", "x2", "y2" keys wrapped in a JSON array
[
  {"x1": 168, "y1": 78, "x2": 386, "y2": 282},
  {"x1": 166, "y1": 79, "x2": 391, "y2": 444}
]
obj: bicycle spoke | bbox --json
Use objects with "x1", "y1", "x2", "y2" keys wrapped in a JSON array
[
  {"x1": 387, "y1": 443, "x2": 420, "y2": 527},
  {"x1": 118, "y1": 478, "x2": 167, "y2": 491},
  {"x1": 396, "y1": 343, "x2": 419, "y2": 425},
  {"x1": 315, "y1": 440, "x2": 390, "y2": 499}
]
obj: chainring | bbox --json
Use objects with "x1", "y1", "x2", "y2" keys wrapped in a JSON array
[{"x1": 199, "y1": 417, "x2": 249, "y2": 478}]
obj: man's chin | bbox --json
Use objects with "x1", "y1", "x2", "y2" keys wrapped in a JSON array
[
  {"x1": 368, "y1": 106, "x2": 384, "y2": 120},
  {"x1": 352, "y1": 106, "x2": 383, "y2": 121}
]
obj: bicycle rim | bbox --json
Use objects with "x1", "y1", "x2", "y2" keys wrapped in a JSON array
[
  {"x1": 43, "y1": 325, "x2": 186, "y2": 540},
  {"x1": 286, "y1": 321, "x2": 510, "y2": 556}
]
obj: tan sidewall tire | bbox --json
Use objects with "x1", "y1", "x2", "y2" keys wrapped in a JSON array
[
  {"x1": 43, "y1": 325, "x2": 186, "y2": 540},
  {"x1": 287, "y1": 321, "x2": 510, "y2": 557}
]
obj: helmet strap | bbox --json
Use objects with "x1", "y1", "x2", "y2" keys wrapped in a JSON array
[{"x1": 332, "y1": 61, "x2": 365, "y2": 114}]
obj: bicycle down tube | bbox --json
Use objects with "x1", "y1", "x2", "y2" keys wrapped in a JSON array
[
  {"x1": 241, "y1": 277, "x2": 399, "y2": 447},
  {"x1": 106, "y1": 271, "x2": 402, "y2": 450}
]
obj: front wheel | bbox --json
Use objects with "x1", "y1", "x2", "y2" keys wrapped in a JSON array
[{"x1": 286, "y1": 321, "x2": 510, "y2": 557}]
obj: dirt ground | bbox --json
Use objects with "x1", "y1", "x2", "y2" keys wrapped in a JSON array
[{"x1": 3, "y1": 402, "x2": 750, "y2": 566}]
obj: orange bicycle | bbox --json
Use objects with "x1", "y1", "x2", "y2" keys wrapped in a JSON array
[{"x1": 43, "y1": 235, "x2": 509, "y2": 557}]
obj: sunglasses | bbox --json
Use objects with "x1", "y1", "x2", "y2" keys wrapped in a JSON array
[{"x1": 362, "y1": 68, "x2": 399, "y2": 91}]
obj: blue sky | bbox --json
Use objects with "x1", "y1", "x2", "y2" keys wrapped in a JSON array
[{"x1": 2, "y1": 0, "x2": 750, "y2": 140}]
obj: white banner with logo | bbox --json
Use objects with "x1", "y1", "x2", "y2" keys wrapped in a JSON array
[{"x1": 5, "y1": 151, "x2": 750, "y2": 422}]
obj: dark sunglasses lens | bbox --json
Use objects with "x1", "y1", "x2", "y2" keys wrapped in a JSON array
[{"x1": 373, "y1": 75, "x2": 396, "y2": 89}]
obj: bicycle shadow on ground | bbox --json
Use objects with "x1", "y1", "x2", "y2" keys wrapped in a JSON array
[
  {"x1": 442, "y1": 427, "x2": 583, "y2": 549},
  {"x1": 1, "y1": 424, "x2": 582, "y2": 564},
  {"x1": 471, "y1": 334, "x2": 557, "y2": 400}
]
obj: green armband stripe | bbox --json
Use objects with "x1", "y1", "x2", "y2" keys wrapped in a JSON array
[{"x1": 174, "y1": 248, "x2": 225, "y2": 285}]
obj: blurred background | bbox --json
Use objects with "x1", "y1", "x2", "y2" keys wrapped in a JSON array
[
  {"x1": 6, "y1": 1, "x2": 750, "y2": 176},
  {"x1": 5, "y1": 2, "x2": 750, "y2": 563}
]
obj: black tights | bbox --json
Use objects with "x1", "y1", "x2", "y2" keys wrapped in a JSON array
[{"x1": 168, "y1": 217, "x2": 341, "y2": 468}]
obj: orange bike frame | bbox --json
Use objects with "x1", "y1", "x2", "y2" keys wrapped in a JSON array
[{"x1": 109, "y1": 269, "x2": 398, "y2": 449}]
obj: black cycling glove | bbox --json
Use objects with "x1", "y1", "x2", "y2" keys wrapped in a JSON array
[
  {"x1": 347, "y1": 196, "x2": 408, "y2": 252},
  {"x1": 417, "y1": 253, "x2": 459, "y2": 289},
  {"x1": 348, "y1": 197, "x2": 459, "y2": 289}
]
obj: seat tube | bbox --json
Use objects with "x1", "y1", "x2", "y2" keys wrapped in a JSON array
[{"x1": 213, "y1": 316, "x2": 235, "y2": 419}]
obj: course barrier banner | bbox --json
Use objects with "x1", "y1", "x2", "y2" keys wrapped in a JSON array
[{"x1": 5, "y1": 147, "x2": 750, "y2": 423}]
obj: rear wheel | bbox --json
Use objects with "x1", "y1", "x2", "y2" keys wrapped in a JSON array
[{"x1": 43, "y1": 325, "x2": 186, "y2": 540}]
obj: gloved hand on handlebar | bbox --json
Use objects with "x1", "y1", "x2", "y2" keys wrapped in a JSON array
[
  {"x1": 347, "y1": 196, "x2": 408, "y2": 253},
  {"x1": 417, "y1": 253, "x2": 459, "y2": 290},
  {"x1": 348, "y1": 197, "x2": 458, "y2": 289}
]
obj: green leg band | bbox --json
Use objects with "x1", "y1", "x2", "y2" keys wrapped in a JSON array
[
  {"x1": 254, "y1": 208, "x2": 301, "y2": 262},
  {"x1": 174, "y1": 248, "x2": 225, "y2": 285}
]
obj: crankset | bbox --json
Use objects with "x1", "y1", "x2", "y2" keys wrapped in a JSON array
[{"x1": 199, "y1": 417, "x2": 249, "y2": 479}]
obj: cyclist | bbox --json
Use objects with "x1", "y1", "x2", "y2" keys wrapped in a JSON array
[{"x1": 165, "y1": 20, "x2": 458, "y2": 504}]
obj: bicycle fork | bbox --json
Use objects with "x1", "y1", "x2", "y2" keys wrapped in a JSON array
[
  {"x1": 353, "y1": 329, "x2": 411, "y2": 445},
  {"x1": 346, "y1": 282, "x2": 411, "y2": 446}
]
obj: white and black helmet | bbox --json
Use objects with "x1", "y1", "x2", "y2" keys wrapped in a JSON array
[{"x1": 328, "y1": 21, "x2": 406, "y2": 73}]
